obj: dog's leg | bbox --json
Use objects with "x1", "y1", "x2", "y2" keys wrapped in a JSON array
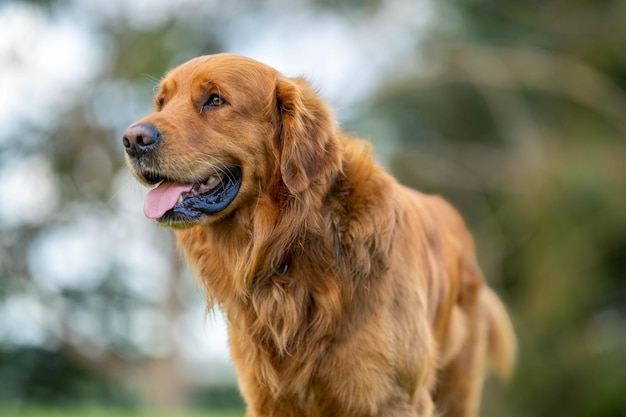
[
  {"x1": 313, "y1": 315, "x2": 438, "y2": 417},
  {"x1": 432, "y1": 298, "x2": 487, "y2": 417},
  {"x1": 243, "y1": 396, "x2": 307, "y2": 417},
  {"x1": 314, "y1": 388, "x2": 434, "y2": 417}
]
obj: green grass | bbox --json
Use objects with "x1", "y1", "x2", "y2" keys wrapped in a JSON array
[{"x1": 0, "y1": 410, "x2": 243, "y2": 417}]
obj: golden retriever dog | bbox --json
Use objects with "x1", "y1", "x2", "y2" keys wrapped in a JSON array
[{"x1": 122, "y1": 54, "x2": 516, "y2": 417}]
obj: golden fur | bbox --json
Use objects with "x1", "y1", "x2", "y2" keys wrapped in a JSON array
[{"x1": 124, "y1": 54, "x2": 516, "y2": 417}]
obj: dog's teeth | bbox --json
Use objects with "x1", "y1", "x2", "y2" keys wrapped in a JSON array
[
  {"x1": 200, "y1": 174, "x2": 222, "y2": 191},
  {"x1": 177, "y1": 195, "x2": 183, "y2": 204}
]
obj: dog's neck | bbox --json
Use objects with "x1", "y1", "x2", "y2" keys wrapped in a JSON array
[
  {"x1": 176, "y1": 137, "x2": 380, "y2": 304},
  {"x1": 175, "y1": 163, "x2": 341, "y2": 303}
]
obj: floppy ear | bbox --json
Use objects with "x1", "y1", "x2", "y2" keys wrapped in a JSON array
[{"x1": 276, "y1": 76, "x2": 341, "y2": 193}]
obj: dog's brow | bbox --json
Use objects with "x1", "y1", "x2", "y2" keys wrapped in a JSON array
[
  {"x1": 199, "y1": 79, "x2": 223, "y2": 92},
  {"x1": 159, "y1": 78, "x2": 177, "y2": 97}
]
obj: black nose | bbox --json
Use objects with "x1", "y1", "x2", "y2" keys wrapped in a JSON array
[{"x1": 122, "y1": 123, "x2": 161, "y2": 158}]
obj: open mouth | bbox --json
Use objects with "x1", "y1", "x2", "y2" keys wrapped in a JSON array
[{"x1": 143, "y1": 166, "x2": 242, "y2": 224}]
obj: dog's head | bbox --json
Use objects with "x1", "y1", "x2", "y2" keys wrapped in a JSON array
[{"x1": 123, "y1": 54, "x2": 340, "y2": 228}]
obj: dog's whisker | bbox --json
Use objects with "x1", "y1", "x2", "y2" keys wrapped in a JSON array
[
  {"x1": 197, "y1": 158, "x2": 238, "y2": 183},
  {"x1": 195, "y1": 152, "x2": 230, "y2": 171}
]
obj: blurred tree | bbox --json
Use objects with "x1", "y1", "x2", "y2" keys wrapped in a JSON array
[
  {"x1": 0, "y1": 347, "x2": 135, "y2": 407},
  {"x1": 346, "y1": 2, "x2": 626, "y2": 417},
  {"x1": 3, "y1": 0, "x2": 626, "y2": 416},
  {"x1": 0, "y1": 0, "x2": 229, "y2": 410}
]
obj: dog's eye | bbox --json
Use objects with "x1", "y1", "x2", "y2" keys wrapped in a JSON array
[{"x1": 203, "y1": 94, "x2": 226, "y2": 109}]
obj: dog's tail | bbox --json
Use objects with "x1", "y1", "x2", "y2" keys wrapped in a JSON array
[{"x1": 482, "y1": 287, "x2": 517, "y2": 380}]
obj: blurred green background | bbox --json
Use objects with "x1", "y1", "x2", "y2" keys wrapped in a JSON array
[{"x1": 1, "y1": 0, "x2": 625, "y2": 416}]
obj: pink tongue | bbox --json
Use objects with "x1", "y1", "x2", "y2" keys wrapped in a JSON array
[{"x1": 144, "y1": 182, "x2": 193, "y2": 219}]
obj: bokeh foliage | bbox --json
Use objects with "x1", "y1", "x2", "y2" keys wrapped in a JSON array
[
  {"x1": 346, "y1": 2, "x2": 626, "y2": 416},
  {"x1": 1, "y1": 0, "x2": 625, "y2": 416}
]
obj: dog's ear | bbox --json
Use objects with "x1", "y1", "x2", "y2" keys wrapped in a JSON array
[{"x1": 275, "y1": 76, "x2": 341, "y2": 193}]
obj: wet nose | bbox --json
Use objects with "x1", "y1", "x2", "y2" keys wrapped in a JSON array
[{"x1": 122, "y1": 123, "x2": 161, "y2": 158}]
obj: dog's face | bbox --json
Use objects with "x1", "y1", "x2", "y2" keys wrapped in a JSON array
[{"x1": 123, "y1": 54, "x2": 339, "y2": 229}]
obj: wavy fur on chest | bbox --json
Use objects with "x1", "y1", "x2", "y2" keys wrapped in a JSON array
[{"x1": 178, "y1": 140, "x2": 391, "y2": 396}]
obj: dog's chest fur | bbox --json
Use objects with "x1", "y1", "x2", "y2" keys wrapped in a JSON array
[{"x1": 176, "y1": 142, "x2": 398, "y2": 398}]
